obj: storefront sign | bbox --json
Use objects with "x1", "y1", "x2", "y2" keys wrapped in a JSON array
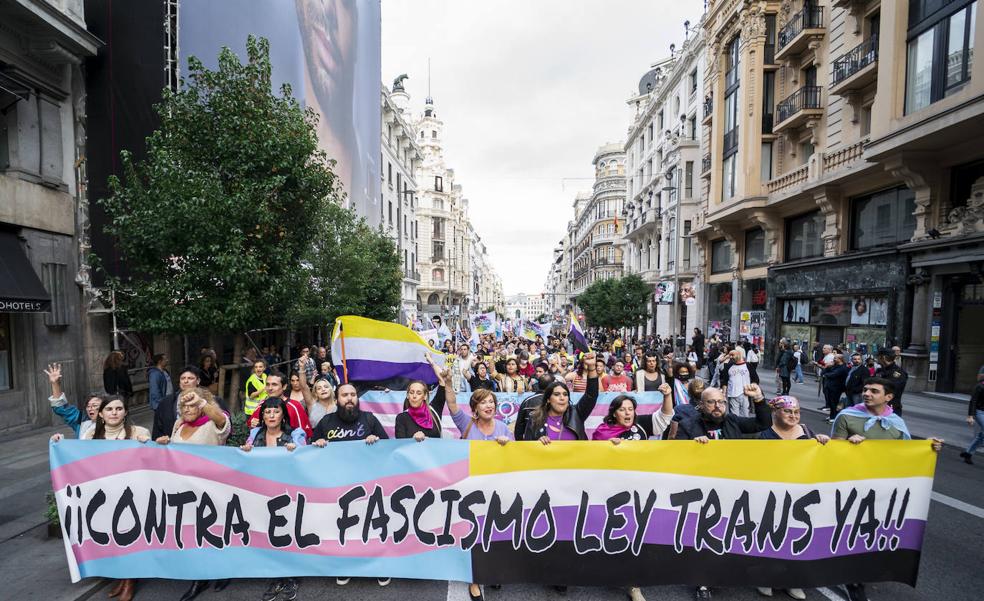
[
  {"x1": 932, "y1": 291, "x2": 942, "y2": 309},
  {"x1": 0, "y1": 299, "x2": 50, "y2": 313}
]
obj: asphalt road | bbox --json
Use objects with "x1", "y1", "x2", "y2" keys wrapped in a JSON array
[{"x1": 0, "y1": 406, "x2": 981, "y2": 601}]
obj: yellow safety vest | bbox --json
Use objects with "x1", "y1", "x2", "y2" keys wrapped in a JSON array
[{"x1": 244, "y1": 373, "x2": 268, "y2": 415}]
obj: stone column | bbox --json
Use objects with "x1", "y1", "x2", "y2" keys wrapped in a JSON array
[{"x1": 902, "y1": 270, "x2": 931, "y2": 392}]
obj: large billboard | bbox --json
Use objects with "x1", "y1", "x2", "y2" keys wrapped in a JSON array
[{"x1": 179, "y1": 0, "x2": 382, "y2": 226}]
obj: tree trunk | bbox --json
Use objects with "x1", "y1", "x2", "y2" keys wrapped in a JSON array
[{"x1": 227, "y1": 333, "x2": 245, "y2": 414}]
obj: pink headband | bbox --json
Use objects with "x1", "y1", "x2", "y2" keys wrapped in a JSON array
[{"x1": 770, "y1": 395, "x2": 800, "y2": 410}]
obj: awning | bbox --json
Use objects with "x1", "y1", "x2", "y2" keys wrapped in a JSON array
[{"x1": 0, "y1": 231, "x2": 51, "y2": 313}]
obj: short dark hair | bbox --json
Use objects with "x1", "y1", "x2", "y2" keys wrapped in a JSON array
[
  {"x1": 864, "y1": 376, "x2": 896, "y2": 398},
  {"x1": 179, "y1": 365, "x2": 201, "y2": 380},
  {"x1": 152, "y1": 353, "x2": 166, "y2": 365},
  {"x1": 267, "y1": 370, "x2": 286, "y2": 385}
]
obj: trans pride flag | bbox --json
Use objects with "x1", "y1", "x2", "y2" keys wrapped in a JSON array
[{"x1": 331, "y1": 316, "x2": 446, "y2": 384}]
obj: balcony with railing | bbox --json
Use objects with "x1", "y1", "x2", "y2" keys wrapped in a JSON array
[
  {"x1": 404, "y1": 269, "x2": 421, "y2": 282},
  {"x1": 701, "y1": 154, "x2": 712, "y2": 176},
  {"x1": 702, "y1": 94, "x2": 713, "y2": 123},
  {"x1": 830, "y1": 37, "x2": 878, "y2": 96},
  {"x1": 774, "y1": 86, "x2": 823, "y2": 133},
  {"x1": 775, "y1": 5, "x2": 824, "y2": 61}
]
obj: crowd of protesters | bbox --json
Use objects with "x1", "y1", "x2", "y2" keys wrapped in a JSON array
[{"x1": 44, "y1": 324, "x2": 959, "y2": 601}]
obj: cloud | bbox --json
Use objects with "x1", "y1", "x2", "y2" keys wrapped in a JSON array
[{"x1": 382, "y1": 0, "x2": 702, "y2": 294}]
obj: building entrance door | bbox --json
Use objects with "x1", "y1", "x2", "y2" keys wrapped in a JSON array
[
  {"x1": 952, "y1": 282, "x2": 984, "y2": 393},
  {"x1": 815, "y1": 326, "x2": 842, "y2": 349}
]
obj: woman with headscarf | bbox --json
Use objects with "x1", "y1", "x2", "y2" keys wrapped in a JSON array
[
  {"x1": 755, "y1": 394, "x2": 827, "y2": 600},
  {"x1": 240, "y1": 397, "x2": 303, "y2": 599},
  {"x1": 522, "y1": 353, "x2": 599, "y2": 443},
  {"x1": 53, "y1": 394, "x2": 150, "y2": 601},
  {"x1": 154, "y1": 388, "x2": 231, "y2": 601},
  {"x1": 592, "y1": 383, "x2": 675, "y2": 442}
]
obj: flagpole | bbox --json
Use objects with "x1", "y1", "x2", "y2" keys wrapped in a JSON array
[{"x1": 339, "y1": 322, "x2": 349, "y2": 384}]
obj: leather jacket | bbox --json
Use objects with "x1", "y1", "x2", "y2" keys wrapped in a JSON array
[{"x1": 520, "y1": 377, "x2": 599, "y2": 441}]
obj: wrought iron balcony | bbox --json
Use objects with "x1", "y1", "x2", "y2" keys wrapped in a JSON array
[
  {"x1": 703, "y1": 94, "x2": 713, "y2": 121},
  {"x1": 774, "y1": 86, "x2": 823, "y2": 132},
  {"x1": 831, "y1": 37, "x2": 878, "y2": 94},
  {"x1": 776, "y1": 6, "x2": 824, "y2": 60},
  {"x1": 701, "y1": 154, "x2": 712, "y2": 174}
]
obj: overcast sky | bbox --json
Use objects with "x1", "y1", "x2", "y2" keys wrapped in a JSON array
[{"x1": 381, "y1": 0, "x2": 703, "y2": 295}]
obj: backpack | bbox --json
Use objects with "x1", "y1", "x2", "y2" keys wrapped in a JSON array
[
  {"x1": 799, "y1": 351, "x2": 808, "y2": 366},
  {"x1": 786, "y1": 354, "x2": 798, "y2": 371}
]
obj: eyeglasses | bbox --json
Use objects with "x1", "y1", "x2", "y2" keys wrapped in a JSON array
[{"x1": 704, "y1": 399, "x2": 727, "y2": 407}]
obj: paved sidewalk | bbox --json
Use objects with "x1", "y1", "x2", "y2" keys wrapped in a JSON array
[{"x1": 0, "y1": 406, "x2": 153, "y2": 601}]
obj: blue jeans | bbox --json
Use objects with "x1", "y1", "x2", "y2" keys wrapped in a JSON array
[
  {"x1": 794, "y1": 364, "x2": 804, "y2": 383},
  {"x1": 967, "y1": 410, "x2": 984, "y2": 454}
]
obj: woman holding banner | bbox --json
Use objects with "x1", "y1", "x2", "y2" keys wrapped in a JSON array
[
  {"x1": 154, "y1": 388, "x2": 231, "y2": 601},
  {"x1": 241, "y1": 397, "x2": 303, "y2": 601},
  {"x1": 523, "y1": 352, "x2": 599, "y2": 443},
  {"x1": 591, "y1": 383, "x2": 675, "y2": 442},
  {"x1": 53, "y1": 394, "x2": 150, "y2": 601}
]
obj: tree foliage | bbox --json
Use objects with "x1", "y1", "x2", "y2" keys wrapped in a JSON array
[
  {"x1": 578, "y1": 274, "x2": 652, "y2": 330},
  {"x1": 98, "y1": 36, "x2": 400, "y2": 334}
]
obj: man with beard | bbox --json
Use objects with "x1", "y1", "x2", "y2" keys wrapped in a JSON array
[
  {"x1": 310, "y1": 382, "x2": 388, "y2": 444},
  {"x1": 676, "y1": 383, "x2": 771, "y2": 600},
  {"x1": 311, "y1": 382, "x2": 390, "y2": 586}
]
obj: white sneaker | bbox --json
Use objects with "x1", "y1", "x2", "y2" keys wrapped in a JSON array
[
  {"x1": 377, "y1": 578, "x2": 391, "y2": 587},
  {"x1": 336, "y1": 577, "x2": 350, "y2": 586},
  {"x1": 628, "y1": 587, "x2": 646, "y2": 601},
  {"x1": 786, "y1": 589, "x2": 806, "y2": 600},
  {"x1": 757, "y1": 588, "x2": 774, "y2": 597}
]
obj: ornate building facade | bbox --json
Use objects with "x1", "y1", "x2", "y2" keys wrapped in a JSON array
[
  {"x1": 695, "y1": 0, "x2": 984, "y2": 392},
  {"x1": 622, "y1": 28, "x2": 706, "y2": 338},
  {"x1": 569, "y1": 144, "x2": 626, "y2": 300}
]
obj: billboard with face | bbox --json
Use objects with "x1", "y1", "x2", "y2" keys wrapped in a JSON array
[{"x1": 179, "y1": 0, "x2": 381, "y2": 226}]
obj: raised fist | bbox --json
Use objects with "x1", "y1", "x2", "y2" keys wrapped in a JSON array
[{"x1": 743, "y1": 383, "x2": 763, "y2": 399}]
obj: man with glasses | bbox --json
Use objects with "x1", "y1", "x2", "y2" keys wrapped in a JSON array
[{"x1": 676, "y1": 383, "x2": 772, "y2": 599}]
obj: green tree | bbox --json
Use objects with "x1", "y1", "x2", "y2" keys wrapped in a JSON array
[
  {"x1": 97, "y1": 37, "x2": 365, "y2": 406},
  {"x1": 578, "y1": 274, "x2": 651, "y2": 330}
]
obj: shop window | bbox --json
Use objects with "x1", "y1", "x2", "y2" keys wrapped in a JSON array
[
  {"x1": 744, "y1": 228, "x2": 767, "y2": 268},
  {"x1": 785, "y1": 211, "x2": 824, "y2": 260},
  {"x1": 850, "y1": 186, "x2": 916, "y2": 249},
  {"x1": 742, "y1": 278, "x2": 768, "y2": 311},
  {"x1": 711, "y1": 239, "x2": 733, "y2": 273}
]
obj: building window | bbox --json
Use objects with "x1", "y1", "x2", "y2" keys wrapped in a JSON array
[
  {"x1": 850, "y1": 186, "x2": 917, "y2": 249},
  {"x1": 689, "y1": 116, "x2": 697, "y2": 140},
  {"x1": 388, "y1": 162, "x2": 392, "y2": 185},
  {"x1": 744, "y1": 228, "x2": 767, "y2": 268},
  {"x1": 434, "y1": 175, "x2": 443, "y2": 191},
  {"x1": 0, "y1": 313, "x2": 12, "y2": 390},
  {"x1": 432, "y1": 240, "x2": 445, "y2": 260},
  {"x1": 657, "y1": 110, "x2": 664, "y2": 131},
  {"x1": 685, "y1": 161, "x2": 694, "y2": 198},
  {"x1": 762, "y1": 71, "x2": 775, "y2": 134},
  {"x1": 785, "y1": 211, "x2": 825, "y2": 261},
  {"x1": 432, "y1": 269, "x2": 444, "y2": 283},
  {"x1": 711, "y1": 239, "x2": 733, "y2": 273},
  {"x1": 388, "y1": 200, "x2": 393, "y2": 224},
  {"x1": 722, "y1": 154, "x2": 737, "y2": 200},
  {"x1": 905, "y1": 0, "x2": 977, "y2": 113},
  {"x1": 431, "y1": 130, "x2": 437, "y2": 138},
  {"x1": 761, "y1": 143, "x2": 774, "y2": 181},
  {"x1": 668, "y1": 218, "x2": 677, "y2": 270},
  {"x1": 683, "y1": 220, "x2": 692, "y2": 268},
  {"x1": 690, "y1": 68, "x2": 698, "y2": 93}
]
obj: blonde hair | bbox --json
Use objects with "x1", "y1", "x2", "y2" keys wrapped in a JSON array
[{"x1": 733, "y1": 346, "x2": 746, "y2": 361}]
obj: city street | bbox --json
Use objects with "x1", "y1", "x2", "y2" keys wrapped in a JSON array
[{"x1": 2, "y1": 387, "x2": 981, "y2": 601}]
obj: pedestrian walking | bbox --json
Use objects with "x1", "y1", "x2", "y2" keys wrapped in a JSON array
[
  {"x1": 960, "y1": 379, "x2": 984, "y2": 464},
  {"x1": 147, "y1": 353, "x2": 172, "y2": 411},
  {"x1": 719, "y1": 346, "x2": 752, "y2": 417},
  {"x1": 102, "y1": 350, "x2": 133, "y2": 402}
]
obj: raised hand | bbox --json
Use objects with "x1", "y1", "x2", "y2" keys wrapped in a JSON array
[
  {"x1": 658, "y1": 382, "x2": 672, "y2": 396},
  {"x1": 743, "y1": 383, "x2": 763, "y2": 399},
  {"x1": 44, "y1": 363, "x2": 62, "y2": 384}
]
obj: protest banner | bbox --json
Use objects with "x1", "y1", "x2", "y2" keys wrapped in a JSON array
[
  {"x1": 471, "y1": 312, "x2": 497, "y2": 335},
  {"x1": 50, "y1": 440, "x2": 934, "y2": 587}
]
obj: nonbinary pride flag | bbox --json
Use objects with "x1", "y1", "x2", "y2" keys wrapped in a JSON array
[
  {"x1": 569, "y1": 310, "x2": 590, "y2": 353},
  {"x1": 331, "y1": 316, "x2": 445, "y2": 384}
]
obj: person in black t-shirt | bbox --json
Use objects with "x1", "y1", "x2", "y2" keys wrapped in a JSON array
[{"x1": 310, "y1": 383, "x2": 388, "y2": 445}]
